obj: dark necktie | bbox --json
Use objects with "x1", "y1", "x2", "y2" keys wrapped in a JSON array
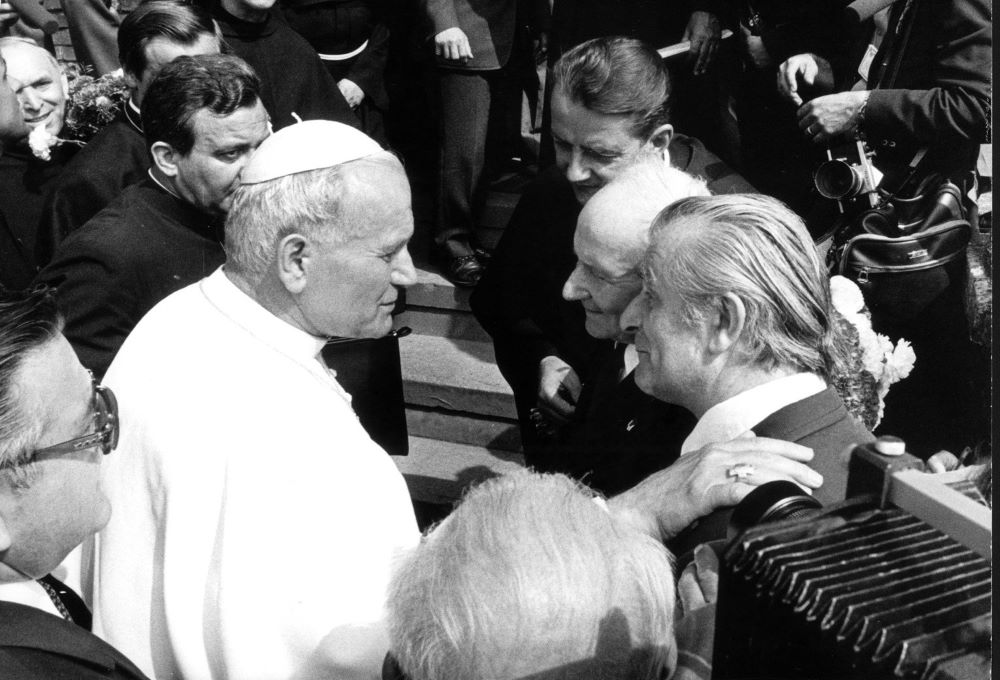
[{"x1": 37, "y1": 573, "x2": 93, "y2": 630}]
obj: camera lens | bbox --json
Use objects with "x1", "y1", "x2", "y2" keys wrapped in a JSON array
[
  {"x1": 728, "y1": 481, "x2": 823, "y2": 539},
  {"x1": 815, "y1": 159, "x2": 865, "y2": 199}
]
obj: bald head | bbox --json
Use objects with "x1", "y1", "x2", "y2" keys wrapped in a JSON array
[
  {"x1": 563, "y1": 158, "x2": 709, "y2": 340},
  {"x1": 0, "y1": 38, "x2": 67, "y2": 137}
]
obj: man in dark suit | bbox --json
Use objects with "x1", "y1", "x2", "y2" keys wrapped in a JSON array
[
  {"x1": 470, "y1": 37, "x2": 755, "y2": 464},
  {"x1": 777, "y1": 0, "x2": 991, "y2": 458},
  {"x1": 0, "y1": 287, "x2": 149, "y2": 679},
  {"x1": 36, "y1": 54, "x2": 270, "y2": 377},
  {"x1": 549, "y1": 157, "x2": 708, "y2": 496},
  {"x1": 422, "y1": 0, "x2": 546, "y2": 285},
  {"x1": 620, "y1": 194, "x2": 873, "y2": 527},
  {"x1": 36, "y1": 0, "x2": 221, "y2": 268}
]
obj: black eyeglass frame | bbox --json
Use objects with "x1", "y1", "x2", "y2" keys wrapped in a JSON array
[{"x1": 32, "y1": 372, "x2": 119, "y2": 460}]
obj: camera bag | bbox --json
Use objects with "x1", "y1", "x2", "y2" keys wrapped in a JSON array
[{"x1": 833, "y1": 218, "x2": 971, "y2": 323}]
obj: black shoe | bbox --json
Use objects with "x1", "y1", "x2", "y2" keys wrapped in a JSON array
[{"x1": 443, "y1": 253, "x2": 484, "y2": 287}]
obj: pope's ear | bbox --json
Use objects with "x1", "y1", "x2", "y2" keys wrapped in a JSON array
[
  {"x1": 276, "y1": 233, "x2": 310, "y2": 295},
  {"x1": 150, "y1": 141, "x2": 180, "y2": 178}
]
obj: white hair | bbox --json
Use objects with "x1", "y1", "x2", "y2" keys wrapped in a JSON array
[
  {"x1": 646, "y1": 194, "x2": 838, "y2": 379},
  {"x1": 388, "y1": 471, "x2": 677, "y2": 680}
]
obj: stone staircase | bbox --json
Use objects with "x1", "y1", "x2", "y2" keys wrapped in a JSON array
[{"x1": 390, "y1": 176, "x2": 531, "y2": 527}]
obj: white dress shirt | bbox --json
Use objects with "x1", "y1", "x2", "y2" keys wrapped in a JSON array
[
  {"x1": 93, "y1": 268, "x2": 419, "y2": 680},
  {"x1": 681, "y1": 373, "x2": 828, "y2": 455}
]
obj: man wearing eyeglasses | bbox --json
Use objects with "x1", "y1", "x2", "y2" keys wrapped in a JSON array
[{"x1": 0, "y1": 288, "x2": 149, "y2": 679}]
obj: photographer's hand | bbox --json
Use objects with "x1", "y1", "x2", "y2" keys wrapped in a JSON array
[
  {"x1": 797, "y1": 91, "x2": 870, "y2": 145},
  {"x1": 777, "y1": 53, "x2": 834, "y2": 105}
]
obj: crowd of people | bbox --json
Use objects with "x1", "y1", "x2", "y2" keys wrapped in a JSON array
[{"x1": 0, "y1": 0, "x2": 991, "y2": 679}]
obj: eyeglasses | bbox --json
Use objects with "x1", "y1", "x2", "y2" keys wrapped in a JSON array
[{"x1": 33, "y1": 371, "x2": 119, "y2": 460}]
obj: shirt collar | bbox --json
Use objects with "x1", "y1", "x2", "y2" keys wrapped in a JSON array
[
  {"x1": 199, "y1": 268, "x2": 327, "y2": 364},
  {"x1": 681, "y1": 373, "x2": 827, "y2": 455}
]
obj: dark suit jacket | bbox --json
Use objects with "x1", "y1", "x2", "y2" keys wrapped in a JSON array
[
  {"x1": 853, "y1": 0, "x2": 990, "y2": 183},
  {"x1": 470, "y1": 133, "x2": 755, "y2": 446},
  {"x1": 35, "y1": 180, "x2": 225, "y2": 377},
  {"x1": 547, "y1": 351, "x2": 697, "y2": 497},
  {"x1": 668, "y1": 387, "x2": 874, "y2": 556},
  {"x1": 0, "y1": 602, "x2": 150, "y2": 680},
  {"x1": 35, "y1": 104, "x2": 149, "y2": 269},
  {"x1": 422, "y1": 0, "x2": 545, "y2": 70},
  {"x1": 0, "y1": 145, "x2": 75, "y2": 291}
]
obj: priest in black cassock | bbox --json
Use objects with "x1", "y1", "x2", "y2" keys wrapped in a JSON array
[
  {"x1": 0, "y1": 37, "x2": 75, "y2": 292},
  {"x1": 34, "y1": 1, "x2": 221, "y2": 269},
  {"x1": 36, "y1": 55, "x2": 270, "y2": 377},
  {"x1": 202, "y1": 0, "x2": 360, "y2": 131}
]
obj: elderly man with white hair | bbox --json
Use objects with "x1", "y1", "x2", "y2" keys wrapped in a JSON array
[
  {"x1": 553, "y1": 156, "x2": 707, "y2": 495},
  {"x1": 621, "y1": 194, "x2": 875, "y2": 547},
  {"x1": 387, "y1": 471, "x2": 677, "y2": 680},
  {"x1": 0, "y1": 37, "x2": 69, "y2": 290},
  {"x1": 93, "y1": 121, "x2": 421, "y2": 680}
]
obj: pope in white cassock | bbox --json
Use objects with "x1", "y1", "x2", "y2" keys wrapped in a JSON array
[{"x1": 91, "y1": 121, "x2": 422, "y2": 680}]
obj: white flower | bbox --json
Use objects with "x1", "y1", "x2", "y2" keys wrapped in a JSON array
[
  {"x1": 830, "y1": 275, "x2": 866, "y2": 316},
  {"x1": 883, "y1": 339, "x2": 916, "y2": 385},
  {"x1": 28, "y1": 125, "x2": 59, "y2": 161}
]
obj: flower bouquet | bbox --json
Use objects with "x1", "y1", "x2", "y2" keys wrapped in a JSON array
[
  {"x1": 28, "y1": 64, "x2": 129, "y2": 160},
  {"x1": 829, "y1": 275, "x2": 916, "y2": 430}
]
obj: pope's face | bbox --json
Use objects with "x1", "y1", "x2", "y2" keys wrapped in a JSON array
[{"x1": 296, "y1": 161, "x2": 418, "y2": 339}]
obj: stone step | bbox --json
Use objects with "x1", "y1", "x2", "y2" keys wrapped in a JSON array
[
  {"x1": 393, "y1": 436, "x2": 525, "y2": 505},
  {"x1": 406, "y1": 405, "x2": 521, "y2": 452},
  {"x1": 395, "y1": 305, "x2": 491, "y2": 343},
  {"x1": 400, "y1": 333, "x2": 516, "y2": 420},
  {"x1": 407, "y1": 265, "x2": 471, "y2": 312}
]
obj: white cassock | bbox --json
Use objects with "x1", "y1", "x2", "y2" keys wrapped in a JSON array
[{"x1": 91, "y1": 268, "x2": 420, "y2": 680}]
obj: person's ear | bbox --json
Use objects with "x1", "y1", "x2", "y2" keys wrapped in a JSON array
[
  {"x1": 150, "y1": 141, "x2": 181, "y2": 178},
  {"x1": 59, "y1": 73, "x2": 69, "y2": 104},
  {"x1": 0, "y1": 508, "x2": 14, "y2": 554},
  {"x1": 122, "y1": 69, "x2": 140, "y2": 94},
  {"x1": 707, "y1": 293, "x2": 745, "y2": 355},
  {"x1": 276, "y1": 233, "x2": 310, "y2": 295},
  {"x1": 646, "y1": 123, "x2": 674, "y2": 155}
]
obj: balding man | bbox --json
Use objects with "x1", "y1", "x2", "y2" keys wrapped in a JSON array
[
  {"x1": 621, "y1": 194, "x2": 874, "y2": 546},
  {"x1": 552, "y1": 158, "x2": 707, "y2": 495},
  {"x1": 0, "y1": 38, "x2": 69, "y2": 290}
]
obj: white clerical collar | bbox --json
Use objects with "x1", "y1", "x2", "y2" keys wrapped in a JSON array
[
  {"x1": 199, "y1": 268, "x2": 327, "y2": 364},
  {"x1": 680, "y1": 373, "x2": 827, "y2": 455}
]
